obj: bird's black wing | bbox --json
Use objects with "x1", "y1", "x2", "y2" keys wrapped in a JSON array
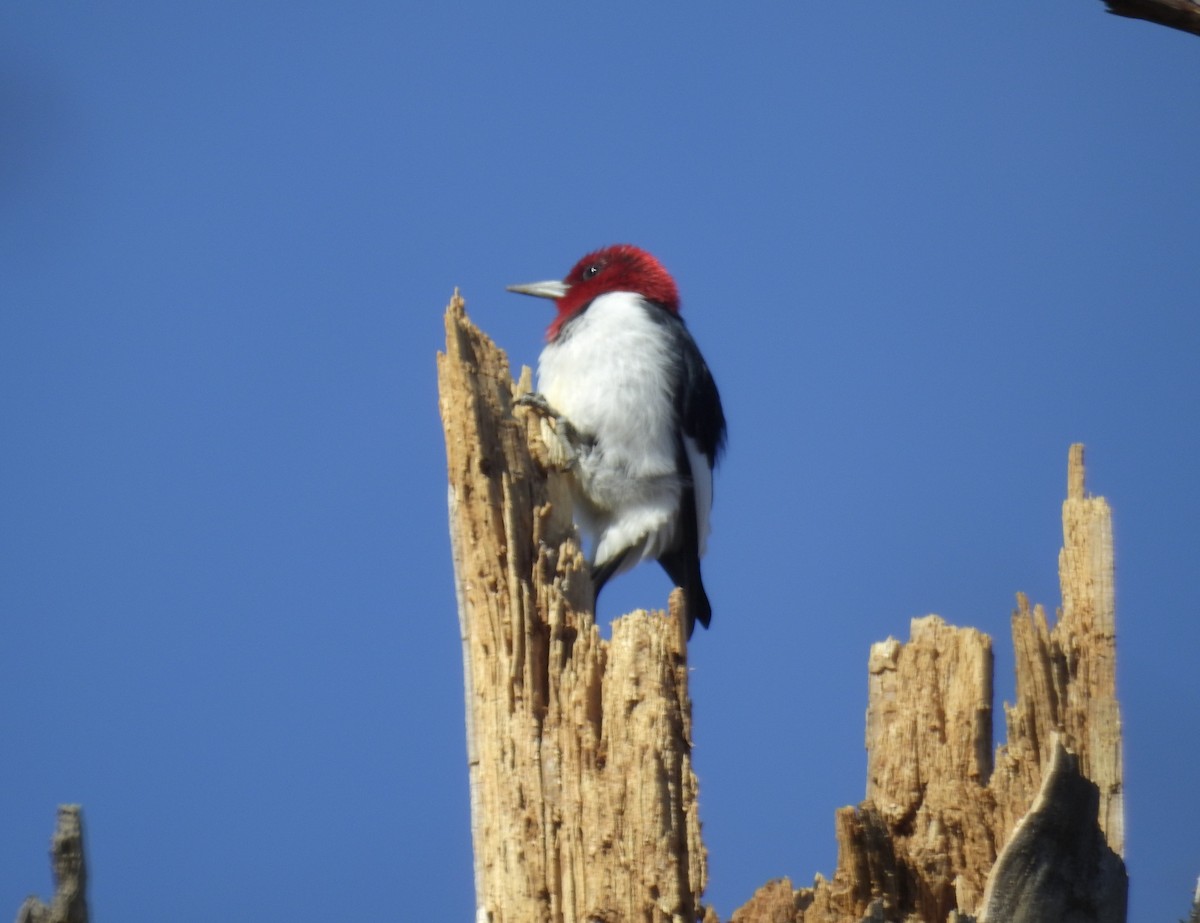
[
  {"x1": 675, "y1": 325, "x2": 726, "y2": 468},
  {"x1": 642, "y1": 305, "x2": 727, "y2": 465},
  {"x1": 646, "y1": 307, "x2": 726, "y2": 636}
]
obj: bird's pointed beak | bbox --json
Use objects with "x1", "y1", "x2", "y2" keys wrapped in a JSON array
[{"x1": 506, "y1": 279, "x2": 569, "y2": 300}]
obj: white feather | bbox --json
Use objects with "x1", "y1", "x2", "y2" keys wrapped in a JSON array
[
  {"x1": 537, "y1": 291, "x2": 692, "y2": 573},
  {"x1": 684, "y1": 435, "x2": 712, "y2": 556}
]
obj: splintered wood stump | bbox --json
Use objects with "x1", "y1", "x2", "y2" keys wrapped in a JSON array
[
  {"x1": 438, "y1": 293, "x2": 1126, "y2": 923},
  {"x1": 438, "y1": 293, "x2": 706, "y2": 923},
  {"x1": 733, "y1": 445, "x2": 1125, "y2": 923}
]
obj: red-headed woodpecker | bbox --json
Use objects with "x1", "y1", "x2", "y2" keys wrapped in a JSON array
[{"x1": 507, "y1": 244, "x2": 726, "y2": 638}]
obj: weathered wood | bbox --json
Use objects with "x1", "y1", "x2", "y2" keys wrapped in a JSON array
[
  {"x1": 734, "y1": 446, "x2": 1125, "y2": 923},
  {"x1": 438, "y1": 293, "x2": 706, "y2": 923},
  {"x1": 978, "y1": 739, "x2": 1125, "y2": 923},
  {"x1": 14, "y1": 806, "x2": 88, "y2": 923},
  {"x1": 438, "y1": 296, "x2": 1127, "y2": 923},
  {"x1": 860, "y1": 617, "x2": 998, "y2": 919}
]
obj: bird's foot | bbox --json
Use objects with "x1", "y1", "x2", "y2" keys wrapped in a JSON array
[
  {"x1": 514, "y1": 391, "x2": 581, "y2": 469},
  {"x1": 513, "y1": 390, "x2": 558, "y2": 419}
]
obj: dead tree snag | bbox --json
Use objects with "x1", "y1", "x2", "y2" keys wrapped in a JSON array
[
  {"x1": 438, "y1": 293, "x2": 1126, "y2": 923},
  {"x1": 438, "y1": 292, "x2": 706, "y2": 923}
]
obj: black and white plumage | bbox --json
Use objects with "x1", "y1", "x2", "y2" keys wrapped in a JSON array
[{"x1": 507, "y1": 244, "x2": 726, "y2": 638}]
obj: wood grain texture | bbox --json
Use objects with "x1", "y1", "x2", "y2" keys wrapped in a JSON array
[
  {"x1": 437, "y1": 294, "x2": 1125, "y2": 923},
  {"x1": 438, "y1": 293, "x2": 706, "y2": 923},
  {"x1": 734, "y1": 446, "x2": 1125, "y2": 923}
]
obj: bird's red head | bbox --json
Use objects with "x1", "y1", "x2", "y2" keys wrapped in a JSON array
[{"x1": 508, "y1": 244, "x2": 681, "y2": 341}]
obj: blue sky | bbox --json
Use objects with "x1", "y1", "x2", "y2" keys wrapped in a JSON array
[{"x1": 2, "y1": 3, "x2": 1198, "y2": 921}]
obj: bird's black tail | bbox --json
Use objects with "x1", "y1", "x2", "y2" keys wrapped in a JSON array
[
  {"x1": 659, "y1": 477, "x2": 712, "y2": 639},
  {"x1": 657, "y1": 548, "x2": 711, "y2": 639},
  {"x1": 592, "y1": 545, "x2": 711, "y2": 638}
]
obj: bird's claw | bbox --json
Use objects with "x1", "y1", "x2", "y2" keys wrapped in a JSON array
[
  {"x1": 514, "y1": 391, "x2": 558, "y2": 419},
  {"x1": 514, "y1": 391, "x2": 582, "y2": 469}
]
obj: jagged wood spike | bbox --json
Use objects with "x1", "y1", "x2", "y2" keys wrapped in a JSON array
[
  {"x1": 15, "y1": 806, "x2": 88, "y2": 923},
  {"x1": 733, "y1": 445, "x2": 1125, "y2": 923},
  {"x1": 437, "y1": 296, "x2": 1126, "y2": 923}
]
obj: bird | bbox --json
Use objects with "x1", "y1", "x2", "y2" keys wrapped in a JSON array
[{"x1": 507, "y1": 244, "x2": 726, "y2": 638}]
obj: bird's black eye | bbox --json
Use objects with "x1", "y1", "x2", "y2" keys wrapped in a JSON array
[{"x1": 582, "y1": 262, "x2": 602, "y2": 280}]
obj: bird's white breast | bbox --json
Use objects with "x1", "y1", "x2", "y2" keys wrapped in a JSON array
[
  {"x1": 537, "y1": 292, "x2": 680, "y2": 479},
  {"x1": 537, "y1": 292, "x2": 685, "y2": 566}
]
